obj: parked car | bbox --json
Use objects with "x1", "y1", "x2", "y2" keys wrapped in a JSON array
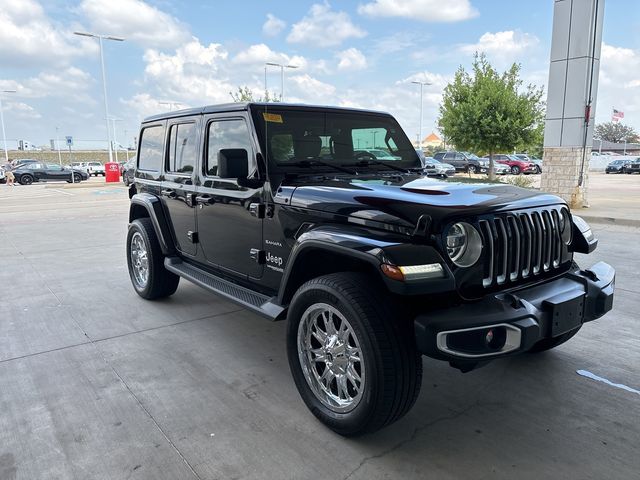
[
  {"x1": 423, "y1": 156, "x2": 456, "y2": 177},
  {"x1": 0, "y1": 165, "x2": 5, "y2": 183},
  {"x1": 87, "y1": 161, "x2": 105, "y2": 176},
  {"x1": 71, "y1": 161, "x2": 91, "y2": 174},
  {"x1": 122, "y1": 158, "x2": 135, "y2": 186},
  {"x1": 125, "y1": 102, "x2": 614, "y2": 436},
  {"x1": 12, "y1": 162, "x2": 89, "y2": 185},
  {"x1": 622, "y1": 158, "x2": 640, "y2": 174},
  {"x1": 605, "y1": 159, "x2": 627, "y2": 174},
  {"x1": 488, "y1": 154, "x2": 538, "y2": 175},
  {"x1": 354, "y1": 148, "x2": 401, "y2": 161},
  {"x1": 529, "y1": 157, "x2": 543, "y2": 174},
  {"x1": 433, "y1": 151, "x2": 488, "y2": 173}
]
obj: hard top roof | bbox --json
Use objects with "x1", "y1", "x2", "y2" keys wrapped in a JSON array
[{"x1": 142, "y1": 102, "x2": 391, "y2": 123}]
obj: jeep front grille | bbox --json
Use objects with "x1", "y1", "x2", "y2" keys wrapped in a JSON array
[{"x1": 478, "y1": 208, "x2": 565, "y2": 288}]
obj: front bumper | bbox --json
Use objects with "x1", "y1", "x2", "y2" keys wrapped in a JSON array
[{"x1": 414, "y1": 262, "x2": 615, "y2": 362}]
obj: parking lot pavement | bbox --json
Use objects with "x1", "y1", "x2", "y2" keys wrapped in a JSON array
[{"x1": 1, "y1": 188, "x2": 639, "y2": 480}]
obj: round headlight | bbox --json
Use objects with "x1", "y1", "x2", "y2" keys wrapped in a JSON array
[
  {"x1": 446, "y1": 222, "x2": 482, "y2": 267},
  {"x1": 559, "y1": 209, "x2": 572, "y2": 244}
]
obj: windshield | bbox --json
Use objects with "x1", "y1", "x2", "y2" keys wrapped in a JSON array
[
  {"x1": 251, "y1": 106, "x2": 421, "y2": 171},
  {"x1": 462, "y1": 152, "x2": 480, "y2": 160}
]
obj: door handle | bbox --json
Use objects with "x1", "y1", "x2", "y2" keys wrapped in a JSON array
[
  {"x1": 195, "y1": 195, "x2": 215, "y2": 205},
  {"x1": 161, "y1": 189, "x2": 176, "y2": 198}
]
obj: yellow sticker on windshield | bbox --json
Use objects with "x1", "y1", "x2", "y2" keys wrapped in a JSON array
[{"x1": 263, "y1": 112, "x2": 283, "y2": 123}]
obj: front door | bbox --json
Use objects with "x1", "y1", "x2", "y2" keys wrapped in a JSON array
[
  {"x1": 196, "y1": 114, "x2": 264, "y2": 279},
  {"x1": 161, "y1": 118, "x2": 199, "y2": 257}
]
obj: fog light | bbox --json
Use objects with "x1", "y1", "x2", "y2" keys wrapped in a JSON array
[{"x1": 485, "y1": 327, "x2": 507, "y2": 350}]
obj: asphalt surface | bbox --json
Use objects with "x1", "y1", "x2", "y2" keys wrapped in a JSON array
[{"x1": 0, "y1": 179, "x2": 638, "y2": 480}]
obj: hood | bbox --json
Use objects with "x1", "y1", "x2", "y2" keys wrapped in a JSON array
[{"x1": 285, "y1": 174, "x2": 564, "y2": 231}]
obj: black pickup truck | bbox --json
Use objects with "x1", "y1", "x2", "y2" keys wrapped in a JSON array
[{"x1": 126, "y1": 103, "x2": 615, "y2": 436}]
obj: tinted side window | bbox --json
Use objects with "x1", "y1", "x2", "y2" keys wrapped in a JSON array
[
  {"x1": 167, "y1": 123, "x2": 197, "y2": 174},
  {"x1": 433, "y1": 153, "x2": 444, "y2": 160},
  {"x1": 138, "y1": 125, "x2": 165, "y2": 171},
  {"x1": 455, "y1": 153, "x2": 465, "y2": 161},
  {"x1": 206, "y1": 119, "x2": 252, "y2": 177}
]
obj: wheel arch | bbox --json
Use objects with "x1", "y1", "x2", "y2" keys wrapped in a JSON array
[
  {"x1": 129, "y1": 193, "x2": 175, "y2": 255},
  {"x1": 278, "y1": 232, "x2": 395, "y2": 306}
]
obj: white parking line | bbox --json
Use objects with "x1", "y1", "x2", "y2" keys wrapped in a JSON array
[
  {"x1": 577, "y1": 370, "x2": 640, "y2": 396},
  {"x1": 0, "y1": 188, "x2": 75, "y2": 200}
]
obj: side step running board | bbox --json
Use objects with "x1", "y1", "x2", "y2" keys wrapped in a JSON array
[{"x1": 164, "y1": 257, "x2": 286, "y2": 320}]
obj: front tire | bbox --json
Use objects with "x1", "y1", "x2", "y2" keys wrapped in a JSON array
[
  {"x1": 127, "y1": 218, "x2": 179, "y2": 299},
  {"x1": 287, "y1": 272, "x2": 422, "y2": 436},
  {"x1": 511, "y1": 165, "x2": 521, "y2": 175},
  {"x1": 468, "y1": 165, "x2": 477, "y2": 174}
]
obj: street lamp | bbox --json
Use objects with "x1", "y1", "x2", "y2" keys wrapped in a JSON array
[
  {"x1": 0, "y1": 90, "x2": 16, "y2": 163},
  {"x1": 411, "y1": 80, "x2": 432, "y2": 150},
  {"x1": 55, "y1": 126, "x2": 62, "y2": 165},
  {"x1": 74, "y1": 31, "x2": 124, "y2": 163},
  {"x1": 265, "y1": 62, "x2": 298, "y2": 102}
]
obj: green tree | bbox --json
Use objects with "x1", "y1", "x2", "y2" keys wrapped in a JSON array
[
  {"x1": 229, "y1": 86, "x2": 281, "y2": 103},
  {"x1": 594, "y1": 122, "x2": 639, "y2": 143},
  {"x1": 438, "y1": 53, "x2": 545, "y2": 179}
]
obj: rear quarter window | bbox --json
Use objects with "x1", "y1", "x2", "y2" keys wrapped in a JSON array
[{"x1": 138, "y1": 125, "x2": 165, "y2": 171}]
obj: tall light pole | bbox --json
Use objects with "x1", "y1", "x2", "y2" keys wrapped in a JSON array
[
  {"x1": 74, "y1": 31, "x2": 124, "y2": 163},
  {"x1": 55, "y1": 126, "x2": 62, "y2": 165},
  {"x1": 109, "y1": 117, "x2": 122, "y2": 163},
  {"x1": 411, "y1": 80, "x2": 431, "y2": 150},
  {"x1": 265, "y1": 62, "x2": 298, "y2": 101},
  {"x1": 0, "y1": 90, "x2": 16, "y2": 163}
]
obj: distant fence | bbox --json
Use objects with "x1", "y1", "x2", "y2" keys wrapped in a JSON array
[{"x1": 5, "y1": 150, "x2": 136, "y2": 165}]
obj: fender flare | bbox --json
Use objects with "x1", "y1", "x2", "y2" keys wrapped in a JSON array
[
  {"x1": 129, "y1": 193, "x2": 175, "y2": 255},
  {"x1": 277, "y1": 227, "x2": 398, "y2": 305}
]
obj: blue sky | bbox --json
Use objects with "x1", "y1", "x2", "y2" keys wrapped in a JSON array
[{"x1": 1, "y1": 0, "x2": 639, "y2": 149}]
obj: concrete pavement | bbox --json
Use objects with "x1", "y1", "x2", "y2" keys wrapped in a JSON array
[{"x1": 0, "y1": 182, "x2": 638, "y2": 480}]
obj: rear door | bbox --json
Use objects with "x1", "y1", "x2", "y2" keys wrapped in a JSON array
[
  {"x1": 161, "y1": 117, "x2": 200, "y2": 257},
  {"x1": 44, "y1": 164, "x2": 70, "y2": 181},
  {"x1": 195, "y1": 113, "x2": 264, "y2": 279}
]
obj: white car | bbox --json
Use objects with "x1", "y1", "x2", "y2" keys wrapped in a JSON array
[
  {"x1": 87, "y1": 161, "x2": 105, "y2": 176},
  {"x1": 0, "y1": 165, "x2": 5, "y2": 183}
]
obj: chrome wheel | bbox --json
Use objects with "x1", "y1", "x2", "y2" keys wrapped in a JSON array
[
  {"x1": 130, "y1": 231, "x2": 149, "y2": 288},
  {"x1": 297, "y1": 303, "x2": 365, "y2": 413}
]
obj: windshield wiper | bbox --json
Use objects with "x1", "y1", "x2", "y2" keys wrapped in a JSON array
[
  {"x1": 347, "y1": 159, "x2": 412, "y2": 174},
  {"x1": 288, "y1": 160, "x2": 357, "y2": 175}
]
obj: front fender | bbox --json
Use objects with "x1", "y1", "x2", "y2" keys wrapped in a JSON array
[
  {"x1": 129, "y1": 193, "x2": 175, "y2": 255},
  {"x1": 277, "y1": 226, "x2": 455, "y2": 304}
]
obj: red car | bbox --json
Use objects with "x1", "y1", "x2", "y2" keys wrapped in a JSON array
[{"x1": 484, "y1": 154, "x2": 538, "y2": 175}]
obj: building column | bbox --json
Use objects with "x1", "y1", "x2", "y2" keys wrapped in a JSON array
[{"x1": 541, "y1": 0, "x2": 605, "y2": 208}]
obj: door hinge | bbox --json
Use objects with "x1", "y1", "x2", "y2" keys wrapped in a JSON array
[
  {"x1": 250, "y1": 248, "x2": 266, "y2": 264},
  {"x1": 187, "y1": 231, "x2": 199, "y2": 244},
  {"x1": 249, "y1": 203, "x2": 266, "y2": 219}
]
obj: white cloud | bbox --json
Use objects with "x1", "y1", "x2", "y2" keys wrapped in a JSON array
[
  {"x1": 0, "y1": 0, "x2": 95, "y2": 67},
  {"x1": 79, "y1": 0, "x2": 190, "y2": 48},
  {"x1": 232, "y1": 44, "x2": 307, "y2": 70},
  {"x1": 358, "y1": 0, "x2": 478, "y2": 23},
  {"x1": 0, "y1": 67, "x2": 95, "y2": 103},
  {"x1": 262, "y1": 13, "x2": 286, "y2": 36},
  {"x1": 4, "y1": 101, "x2": 41, "y2": 119},
  {"x1": 142, "y1": 40, "x2": 233, "y2": 105},
  {"x1": 287, "y1": 2, "x2": 366, "y2": 48},
  {"x1": 596, "y1": 43, "x2": 640, "y2": 127},
  {"x1": 460, "y1": 30, "x2": 539, "y2": 58},
  {"x1": 336, "y1": 48, "x2": 368, "y2": 71}
]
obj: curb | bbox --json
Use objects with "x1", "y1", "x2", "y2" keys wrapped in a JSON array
[
  {"x1": 577, "y1": 214, "x2": 640, "y2": 228},
  {"x1": 45, "y1": 182, "x2": 125, "y2": 190}
]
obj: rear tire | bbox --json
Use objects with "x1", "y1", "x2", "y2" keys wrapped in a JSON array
[
  {"x1": 127, "y1": 218, "x2": 179, "y2": 299},
  {"x1": 529, "y1": 327, "x2": 581, "y2": 353},
  {"x1": 287, "y1": 272, "x2": 422, "y2": 436}
]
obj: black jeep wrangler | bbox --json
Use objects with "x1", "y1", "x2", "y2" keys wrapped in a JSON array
[{"x1": 126, "y1": 103, "x2": 615, "y2": 436}]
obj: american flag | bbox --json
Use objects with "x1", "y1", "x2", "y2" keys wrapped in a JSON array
[{"x1": 612, "y1": 108, "x2": 625, "y2": 122}]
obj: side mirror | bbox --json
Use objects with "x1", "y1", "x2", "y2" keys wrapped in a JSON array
[{"x1": 218, "y1": 148, "x2": 249, "y2": 179}]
